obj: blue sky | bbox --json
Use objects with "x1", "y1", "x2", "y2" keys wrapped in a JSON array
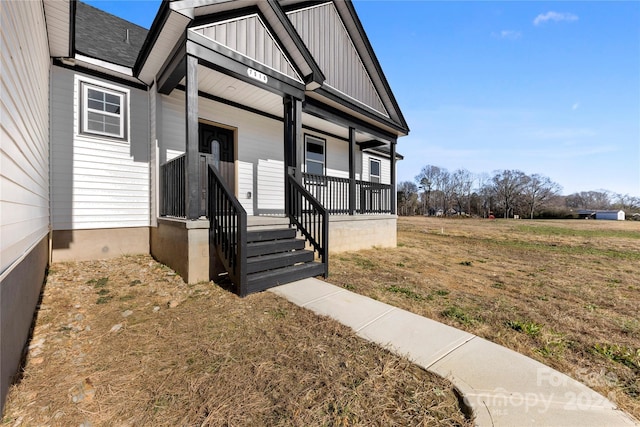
[{"x1": 85, "y1": 0, "x2": 640, "y2": 197}]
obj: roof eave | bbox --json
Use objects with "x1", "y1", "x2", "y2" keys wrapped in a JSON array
[{"x1": 43, "y1": 0, "x2": 73, "y2": 58}]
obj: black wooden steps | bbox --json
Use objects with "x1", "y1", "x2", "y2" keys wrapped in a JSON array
[
  {"x1": 247, "y1": 228, "x2": 296, "y2": 242},
  {"x1": 247, "y1": 250, "x2": 314, "y2": 274},
  {"x1": 244, "y1": 225, "x2": 323, "y2": 294},
  {"x1": 247, "y1": 262, "x2": 325, "y2": 294},
  {"x1": 246, "y1": 239, "x2": 305, "y2": 257}
]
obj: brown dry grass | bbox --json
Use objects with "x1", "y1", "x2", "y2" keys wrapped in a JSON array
[
  {"x1": 328, "y1": 217, "x2": 640, "y2": 420},
  {"x1": 2, "y1": 255, "x2": 470, "y2": 426}
]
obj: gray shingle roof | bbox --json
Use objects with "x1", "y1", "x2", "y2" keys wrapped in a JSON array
[{"x1": 75, "y1": 2, "x2": 148, "y2": 68}]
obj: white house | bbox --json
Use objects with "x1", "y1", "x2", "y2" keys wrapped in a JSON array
[
  {"x1": 1, "y1": 0, "x2": 409, "y2": 409},
  {"x1": 577, "y1": 210, "x2": 626, "y2": 221}
]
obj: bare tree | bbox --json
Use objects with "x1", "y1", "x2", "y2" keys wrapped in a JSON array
[
  {"x1": 451, "y1": 168, "x2": 473, "y2": 215},
  {"x1": 415, "y1": 165, "x2": 441, "y2": 215},
  {"x1": 612, "y1": 193, "x2": 640, "y2": 212},
  {"x1": 491, "y1": 170, "x2": 527, "y2": 218},
  {"x1": 566, "y1": 190, "x2": 612, "y2": 210},
  {"x1": 397, "y1": 181, "x2": 419, "y2": 216},
  {"x1": 521, "y1": 174, "x2": 562, "y2": 219},
  {"x1": 475, "y1": 172, "x2": 493, "y2": 217}
]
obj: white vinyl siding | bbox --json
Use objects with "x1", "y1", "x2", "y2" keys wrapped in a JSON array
[
  {"x1": 50, "y1": 67, "x2": 150, "y2": 230},
  {"x1": 362, "y1": 153, "x2": 390, "y2": 185},
  {"x1": 156, "y1": 92, "x2": 381, "y2": 217},
  {"x1": 158, "y1": 91, "x2": 285, "y2": 215},
  {"x1": 237, "y1": 161, "x2": 254, "y2": 215},
  {"x1": 0, "y1": 0, "x2": 50, "y2": 275}
]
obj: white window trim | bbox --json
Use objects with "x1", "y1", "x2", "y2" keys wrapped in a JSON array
[
  {"x1": 76, "y1": 75, "x2": 130, "y2": 141},
  {"x1": 304, "y1": 134, "x2": 326, "y2": 176}
]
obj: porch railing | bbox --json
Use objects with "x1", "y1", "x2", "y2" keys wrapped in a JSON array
[
  {"x1": 301, "y1": 172, "x2": 392, "y2": 215},
  {"x1": 208, "y1": 164, "x2": 248, "y2": 296},
  {"x1": 286, "y1": 172, "x2": 328, "y2": 277},
  {"x1": 160, "y1": 154, "x2": 186, "y2": 218},
  {"x1": 357, "y1": 180, "x2": 392, "y2": 214}
]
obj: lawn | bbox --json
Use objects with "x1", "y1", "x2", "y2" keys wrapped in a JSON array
[
  {"x1": 2, "y1": 255, "x2": 470, "y2": 426},
  {"x1": 328, "y1": 216, "x2": 640, "y2": 419}
]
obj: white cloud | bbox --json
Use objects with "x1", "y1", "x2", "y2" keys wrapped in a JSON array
[
  {"x1": 533, "y1": 11, "x2": 579, "y2": 26},
  {"x1": 492, "y1": 30, "x2": 522, "y2": 40},
  {"x1": 572, "y1": 102, "x2": 580, "y2": 111}
]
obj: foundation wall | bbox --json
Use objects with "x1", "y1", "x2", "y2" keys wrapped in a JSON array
[
  {"x1": 150, "y1": 218, "x2": 210, "y2": 284},
  {"x1": 52, "y1": 228, "x2": 150, "y2": 262},
  {"x1": 0, "y1": 236, "x2": 49, "y2": 413},
  {"x1": 148, "y1": 215, "x2": 396, "y2": 284},
  {"x1": 328, "y1": 215, "x2": 397, "y2": 252}
]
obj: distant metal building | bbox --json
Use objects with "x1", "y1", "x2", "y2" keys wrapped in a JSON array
[{"x1": 577, "y1": 210, "x2": 626, "y2": 221}]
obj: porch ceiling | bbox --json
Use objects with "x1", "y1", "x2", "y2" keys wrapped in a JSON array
[
  {"x1": 188, "y1": 66, "x2": 284, "y2": 118},
  {"x1": 185, "y1": 66, "x2": 381, "y2": 145}
]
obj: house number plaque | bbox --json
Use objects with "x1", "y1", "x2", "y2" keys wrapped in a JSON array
[{"x1": 247, "y1": 68, "x2": 268, "y2": 84}]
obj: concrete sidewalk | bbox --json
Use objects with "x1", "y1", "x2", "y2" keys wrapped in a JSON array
[{"x1": 270, "y1": 278, "x2": 639, "y2": 426}]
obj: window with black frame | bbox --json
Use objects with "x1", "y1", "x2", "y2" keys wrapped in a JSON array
[
  {"x1": 305, "y1": 135, "x2": 325, "y2": 176},
  {"x1": 370, "y1": 158, "x2": 381, "y2": 183}
]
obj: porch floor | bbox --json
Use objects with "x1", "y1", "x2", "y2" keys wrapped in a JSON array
[{"x1": 247, "y1": 215, "x2": 289, "y2": 228}]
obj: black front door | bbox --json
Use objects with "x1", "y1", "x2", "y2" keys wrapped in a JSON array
[{"x1": 199, "y1": 123, "x2": 235, "y2": 215}]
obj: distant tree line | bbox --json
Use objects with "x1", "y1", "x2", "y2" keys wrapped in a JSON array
[{"x1": 397, "y1": 165, "x2": 640, "y2": 219}]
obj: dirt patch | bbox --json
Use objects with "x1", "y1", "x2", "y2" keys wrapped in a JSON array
[
  {"x1": 2, "y1": 255, "x2": 470, "y2": 426},
  {"x1": 328, "y1": 217, "x2": 640, "y2": 419}
]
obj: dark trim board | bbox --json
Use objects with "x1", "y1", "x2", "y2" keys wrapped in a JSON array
[
  {"x1": 187, "y1": 31, "x2": 305, "y2": 99},
  {"x1": 304, "y1": 97, "x2": 397, "y2": 144},
  {"x1": 315, "y1": 86, "x2": 406, "y2": 135},
  {"x1": 264, "y1": 0, "x2": 325, "y2": 86},
  {"x1": 191, "y1": 5, "x2": 262, "y2": 28},
  {"x1": 337, "y1": 1, "x2": 410, "y2": 133},
  {"x1": 69, "y1": 0, "x2": 76, "y2": 56},
  {"x1": 157, "y1": 32, "x2": 187, "y2": 94},
  {"x1": 52, "y1": 60, "x2": 149, "y2": 91},
  {"x1": 179, "y1": 85, "x2": 352, "y2": 143},
  {"x1": 133, "y1": 0, "x2": 172, "y2": 75}
]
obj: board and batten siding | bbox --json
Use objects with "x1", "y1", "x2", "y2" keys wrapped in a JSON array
[
  {"x1": 192, "y1": 16, "x2": 301, "y2": 82},
  {"x1": 0, "y1": 0, "x2": 51, "y2": 276},
  {"x1": 287, "y1": 2, "x2": 388, "y2": 117},
  {"x1": 50, "y1": 66, "x2": 150, "y2": 230}
]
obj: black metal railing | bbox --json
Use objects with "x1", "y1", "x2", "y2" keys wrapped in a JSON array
[
  {"x1": 209, "y1": 164, "x2": 248, "y2": 296},
  {"x1": 160, "y1": 154, "x2": 186, "y2": 218},
  {"x1": 301, "y1": 173, "x2": 350, "y2": 214},
  {"x1": 287, "y1": 173, "x2": 328, "y2": 277},
  {"x1": 357, "y1": 180, "x2": 392, "y2": 214},
  {"x1": 301, "y1": 172, "x2": 392, "y2": 215}
]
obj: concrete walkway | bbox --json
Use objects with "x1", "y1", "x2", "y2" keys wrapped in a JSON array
[{"x1": 270, "y1": 279, "x2": 639, "y2": 426}]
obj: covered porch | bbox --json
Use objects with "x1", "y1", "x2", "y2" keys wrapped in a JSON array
[{"x1": 145, "y1": 0, "x2": 405, "y2": 294}]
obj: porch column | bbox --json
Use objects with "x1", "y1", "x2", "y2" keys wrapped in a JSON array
[
  {"x1": 390, "y1": 140, "x2": 397, "y2": 215},
  {"x1": 185, "y1": 55, "x2": 199, "y2": 220},
  {"x1": 283, "y1": 95, "x2": 302, "y2": 180},
  {"x1": 348, "y1": 127, "x2": 356, "y2": 215}
]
